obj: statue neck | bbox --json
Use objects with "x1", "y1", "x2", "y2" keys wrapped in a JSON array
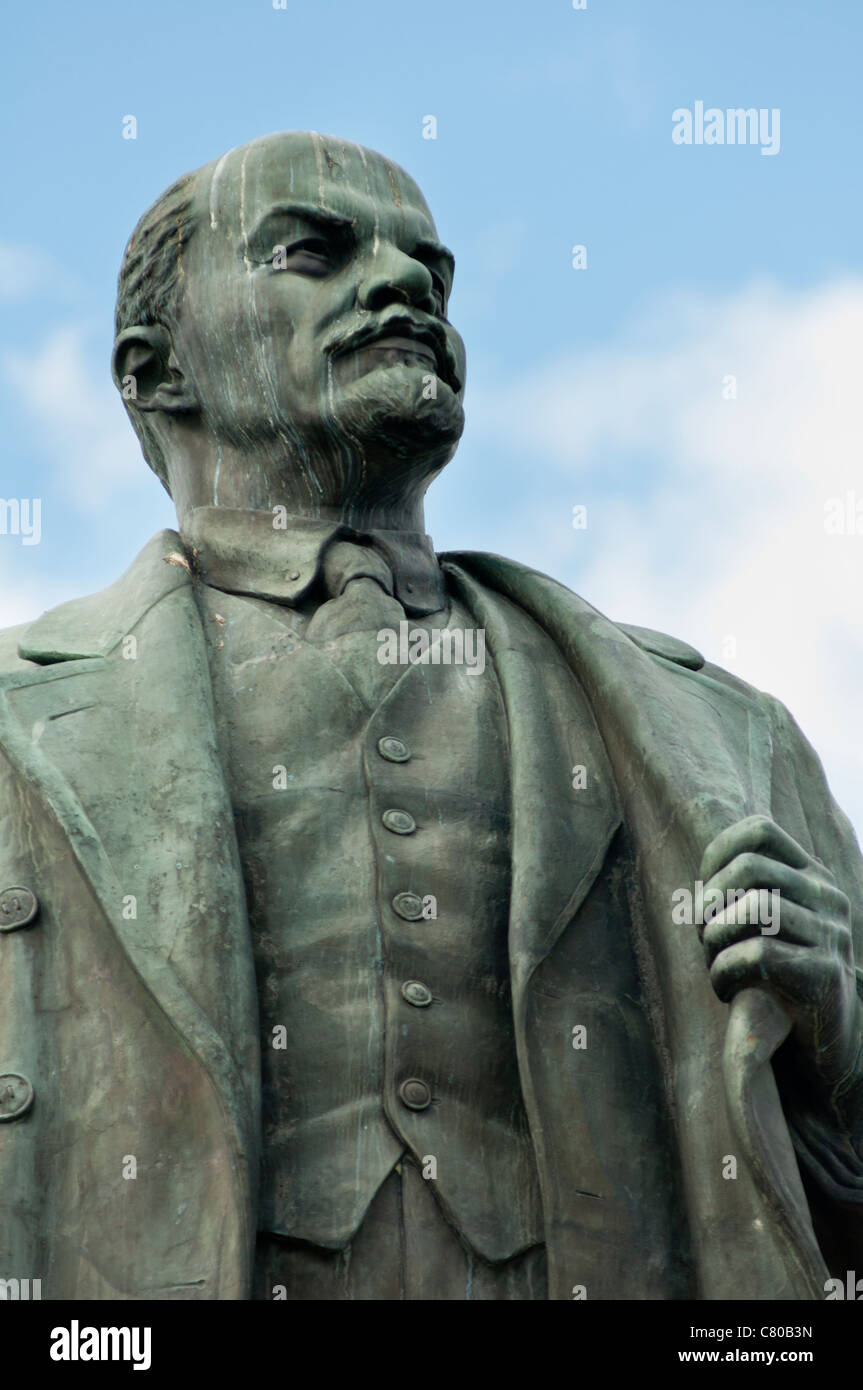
[{"x1": 165, "y1": 435, "x2": 432, "y2": 535}]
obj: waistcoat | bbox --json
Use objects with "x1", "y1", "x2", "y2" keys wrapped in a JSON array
[{"x1": 199, "y1": 584, "x2": 544, "y2": 1263}]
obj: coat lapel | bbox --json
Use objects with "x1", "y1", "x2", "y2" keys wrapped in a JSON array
[
  {"x1": 442, "y1": 561, "x2": 621, "y2": 996},
  {"x1": 447, "y1": 550, "x2": 828, "y2": 1299},
  {"x1": 0, "y1": 531, "x2": 260, "y2": 1256}
]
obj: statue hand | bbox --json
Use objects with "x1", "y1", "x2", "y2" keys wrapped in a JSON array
[{"x1": 699, "y1": 815, "x2": 862, "y2": 1106}]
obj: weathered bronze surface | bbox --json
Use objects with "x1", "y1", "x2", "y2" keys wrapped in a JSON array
[{"x1": 1, "y1": 132, "x2": 862, "y2": 1300}]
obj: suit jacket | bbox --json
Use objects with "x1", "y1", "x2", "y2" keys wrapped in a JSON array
[{"x1": 1, "y1": 529, "x2": 861, "y2": 1300}]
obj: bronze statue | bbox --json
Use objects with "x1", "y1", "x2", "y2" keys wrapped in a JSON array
[{"x1": 1, "y1": 132, "x2": 861, "y2": 1300}]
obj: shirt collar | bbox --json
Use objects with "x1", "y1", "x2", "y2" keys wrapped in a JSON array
[{"x1": 181, "y1": 506, "x2": 446, "y2": 616}]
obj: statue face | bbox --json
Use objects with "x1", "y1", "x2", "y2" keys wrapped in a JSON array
[{"x1": 173, "y1": 132, "x2": 466, "y2": 502}]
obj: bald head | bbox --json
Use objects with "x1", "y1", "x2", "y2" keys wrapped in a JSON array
[{"x1": 205, "y1": 131, "x2": 438, "y2": 239}]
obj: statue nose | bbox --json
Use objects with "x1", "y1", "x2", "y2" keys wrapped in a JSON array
[{"x1": 358, "y1": 252, "x2": 436, "y2": 315}]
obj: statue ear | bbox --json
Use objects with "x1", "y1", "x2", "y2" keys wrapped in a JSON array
[{"x1": 112, "y1": 325, "x2": 198, "y2": 413}]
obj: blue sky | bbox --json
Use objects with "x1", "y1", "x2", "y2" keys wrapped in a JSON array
[{"x1": 3, "y1": 0, "x2": 863, "y2": 831}]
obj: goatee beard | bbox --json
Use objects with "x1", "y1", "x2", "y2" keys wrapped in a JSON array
[{"x1": 286, "y1": 390, "x2": 464, "y2": 520}]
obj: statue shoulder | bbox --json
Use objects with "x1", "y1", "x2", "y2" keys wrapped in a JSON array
[
  {"x1": 614, "y1": 622, "x2": 704, "y2": 671},
  {"x1": 615, "y1": 625, "x2": 771, "y2": 706},
  {"x1": 441, "y1": 549, "x2": 708, "y2": 674}
]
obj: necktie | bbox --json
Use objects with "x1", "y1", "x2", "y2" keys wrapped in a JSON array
[
  {"x1": 305, "y1": 539, "x2": 411, "y2": 710},
  {"x1": 305, "y1": 539, "x2": 406, "y2": 641}
]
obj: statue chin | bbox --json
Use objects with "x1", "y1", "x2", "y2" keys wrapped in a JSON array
[{"x1": 331, "y1": 365, "x2": 465, "y2": 460}]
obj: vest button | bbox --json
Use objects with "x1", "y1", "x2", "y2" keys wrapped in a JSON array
[
  {"x1": 382, "y1": 809, "x2": 416, "y2": 835},
  {"x1": 0, "y1": 1074, "x2": 34, "y2": 1122},
  {"x1": 0, "y1": 887, "x2": 39, "y2": 931},
  {"x1": 399, "y1": 1078, "x2": 432, "y2": 1111},
  {"x1": 392, "y1": 892, "x2": 424, "y2": 921},
  {"x1": 377, "y1": 736, "x2": 411, "y2": 763},
  {"x1": 401, "y1": 980, "x2": 433, "y2": 1007}
]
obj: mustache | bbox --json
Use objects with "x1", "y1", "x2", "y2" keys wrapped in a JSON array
[{"x1": 328, "y1": 312, "x2": 462, "y2": 393}]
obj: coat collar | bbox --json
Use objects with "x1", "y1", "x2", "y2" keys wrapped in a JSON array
[
  {"x1": 17, "y1": 515, "x2": 447, "y2": 670},
  {"x1": 18, "y1": 530, "x2": 193, "y2": 663}
]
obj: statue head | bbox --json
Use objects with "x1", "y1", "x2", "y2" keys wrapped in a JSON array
[{"x1": 112, "y1": 131, "x2": 466, "y2": 530}]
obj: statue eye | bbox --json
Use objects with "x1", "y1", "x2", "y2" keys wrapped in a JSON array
[
  {"x1": 289, "y1": 240, "x2": 329, "y2": 269},
  {"x1": 273, "y1": 237, "x2": 335, "y2": 275}
]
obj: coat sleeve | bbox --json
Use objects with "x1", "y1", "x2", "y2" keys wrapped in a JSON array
[{"x1": 761, "y1": 690, "x2": 863, "y2": 1279}]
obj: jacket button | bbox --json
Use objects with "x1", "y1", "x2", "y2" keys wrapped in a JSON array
[
  {"x1": 401, "y1": 980, "x2": 433, "y2": 1007},
  {"x1": 0, "y1": 1074, "x2": 34, "y2": 1122},
  {"x1": 392, "y1": 891, "x2": 424, "y2": 921},
  {"x1": 399, "y1": 1078, "x2": 432, "y2": 1111},
  {"x1": 382, "y1": 809, "x2": 416, "y2": 835},
  {"x1": 377, "y1": 736, "x2": 410, "y2": 763},
  {"x1": 0, "y1": 888, "x2": 39, "y2": 932}
]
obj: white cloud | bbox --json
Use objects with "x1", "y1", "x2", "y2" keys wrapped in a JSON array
[
  {"x1": 0, "y1": 242, "x2": 84, "y2": 302},
  {"x1": 0, "y1": 243, "x2": 47, "y2": 300},
  {"x1": 3, "y1": 324, "x2": 152, "y2": 511},
  {"x1": 1, "y1": 316, "x2": 174, "y2": 631},
  {"x1": 0, "y1": 565, "x2": 72, "y2": 633},
  {"x1": 467, "y1": 278, "x2": 863, "y2": 840}
]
